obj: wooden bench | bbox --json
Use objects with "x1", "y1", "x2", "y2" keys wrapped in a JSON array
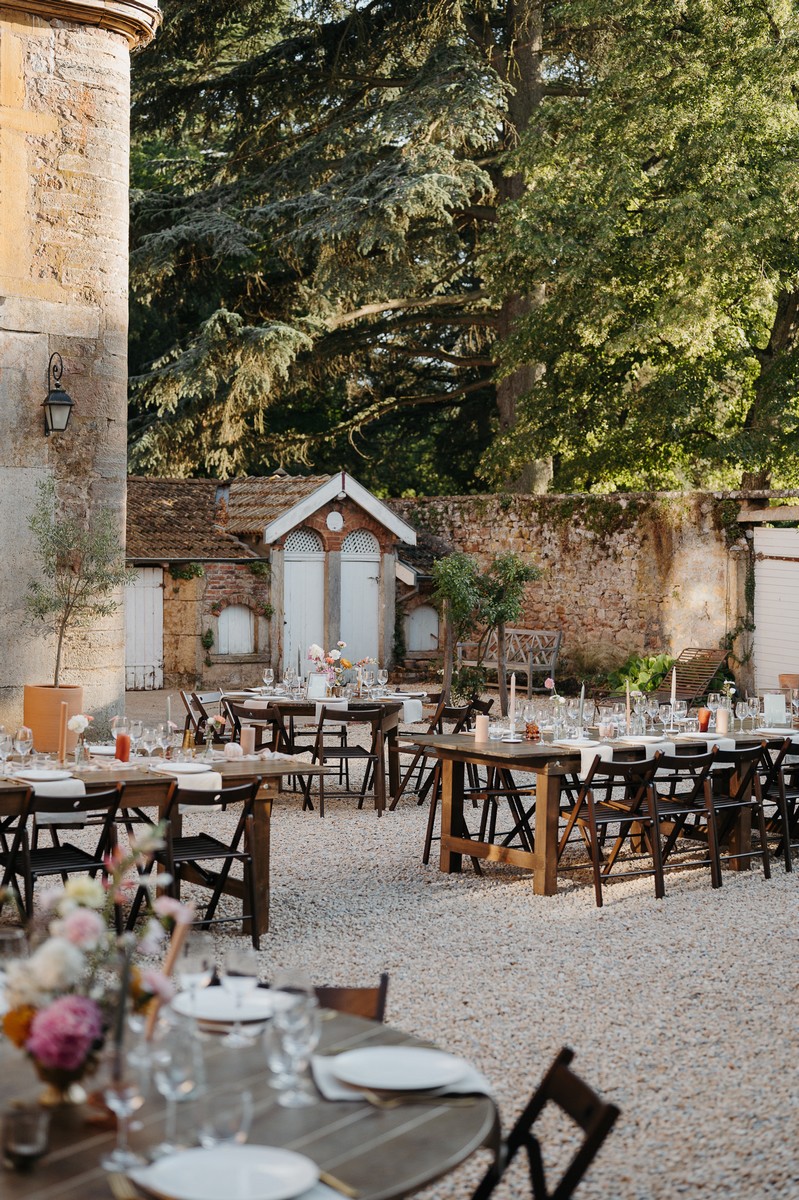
[{"x1": 457, "y1": 628, "x2": 562, "y2": 698}]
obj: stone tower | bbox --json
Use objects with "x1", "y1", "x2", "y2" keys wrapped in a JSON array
[{"x1": 0, "y1": 1, "x2": 159, "y2": 726}]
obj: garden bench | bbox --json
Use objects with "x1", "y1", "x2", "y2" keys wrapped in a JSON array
[{"x1": 457, "y1": 628, "x2": 562, "y2": 698}]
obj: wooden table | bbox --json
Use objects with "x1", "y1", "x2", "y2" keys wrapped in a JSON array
[
  {"x1": 0, "y1": 1012, "x2": 499, "y2": 1200},
  {"x1": 0, "y1": 758, "x2": 330, "y2": 939},
  {"x1": 223, "y1": 697, "x2": 406, "y2": 813},
  {"x1": 412, "y1": 731, "x2": 787, "y2": 894}
]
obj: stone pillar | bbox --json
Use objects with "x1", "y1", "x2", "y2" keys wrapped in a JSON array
[{"x1": 0, "y1": 1, "x2": 159, "y2": 726}]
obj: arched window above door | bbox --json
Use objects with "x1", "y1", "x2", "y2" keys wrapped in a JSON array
[
  {"x1": 218, "y1": 604, "x2": 255, "y2": 655},
  {"x1": 284, "y1": 527, "x2": 324, "y2": 554},
  {"x1": 341, "y1": 529, "x2": 379, "y2": 555}
]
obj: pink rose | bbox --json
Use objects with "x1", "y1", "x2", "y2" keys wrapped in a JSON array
[
  {"x1": 27, "y1": 995, "x2": 104, "y2": 1072},
  {"x1": 56, "y1": 908, "x2": 106, "y2": 950},
  {"x1": 544, "y1": 678, "x2": 555, "y2": 690}
]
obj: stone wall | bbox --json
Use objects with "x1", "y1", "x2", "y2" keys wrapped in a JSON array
[
  {"x1": 0, "y1": 2, "x2": 157, "y2": 728},
  {"x1": 392, "y1": 492, "x2": 753, "y2": 680}
]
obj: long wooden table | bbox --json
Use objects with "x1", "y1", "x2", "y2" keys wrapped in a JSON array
[
  {"x1": 0, "y1": 758, "x2": 331, "y2": 938},
  {"x1": 413, "y1": 731, "x2": 793, "y2": 894},
  {"x1": 0, "y1": 1011, "x2": 499, "y2": 1200}
]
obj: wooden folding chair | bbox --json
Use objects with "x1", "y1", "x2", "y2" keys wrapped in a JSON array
[
  {"x1": 758, "y1": 736, "x2": 799, "y2": 871},
  {"x1": 471, "y1": 1047, "x2": 620, "y2": 1200},
  {"x1": 315, "y1": 973, "x2": 389, "y2": 1021},
  {"x1": 310, "y1": 707, "x2": 385, "y2": 817}
]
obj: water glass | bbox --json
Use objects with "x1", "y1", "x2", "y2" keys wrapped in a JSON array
[
  {"x1": 271, "y1": 969, "x2": 320, "y2": 1108},
  {"x1": 174, "y1": 933, "x2": 215, "y2": 1002},
  {"x1": 197, "y1": 1085, "x2": 253, "y2": 1147},
  {"x1": 487, "y1": 721, "x2": 505, "y2": 741},
  {"x1": 221, "y1": 948, "x2": 259, "y2": 1047},
  {"x1": 2, "y1": 1104, "x2": 49, "y2": 1172},
  {"x1": 262, "y1": 668, "x2": 274, "y2": 690},
  {"x1": 150, "y1": 1028, "x2": 202, "y2": 1157},
  {"x1": 140, "y1": 725, "x2": 158, "y2": 762},
  {"x1": 13, "y1": 727, "x2": 33, "y2": 763},
  {"x1": 129, "y1": 719, "x2": 143, "y2": 756}
]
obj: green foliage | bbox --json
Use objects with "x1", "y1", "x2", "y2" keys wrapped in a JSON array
[
  {"x1": 247, "y1": 559, "x2": 271, "y2": 578},
  {"x1": 26, "y1": 480, "x2": 134, "y2": 686},
  {"x1": 169, "y1": 562, "x2": 204, "y2": 581},
  {"x1": 393, "y1": 607, "x2": 407, "y2": 666},
  {"x1": 483, "y1": 0, "x2": 799, "y2": 490},
  {"x1": 450, "y1": 665, "x2": 488, "y2": 704},
  {"x1": 260, "y1": 602, "x2": 274, "y2": 620},
  {"x1": 431, "y1": 553, "x2": 484, "y2": 646},
  {"x1": 200, "y1": 628, "x2": 215, "y2": 651},
  {"x1": 607, "y1": 652, "x2": 675, "y2": 695}
]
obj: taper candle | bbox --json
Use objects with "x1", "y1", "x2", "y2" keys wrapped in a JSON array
[
  {"x1": 57, "y1": 701, "x2": 68, "y2": 764},
  {"x1": 509, "y1": 673, "x2": 517, "y2": 728}
]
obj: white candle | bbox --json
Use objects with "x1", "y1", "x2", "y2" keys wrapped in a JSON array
[
  {"x1": 625, "y1": 680, "x2": 631, "y2": 733},
  {"x1": 670, "y1": 667, "x2": 677, "y2": 708},
  {"x1": 166, "y1": 695, "x2": 171, "y2": 727},
  {"x1": 509, "y1": 673, "x2": 516, "y2": 728},
  {"x1": 579, "y1": 682, "x2": 585, "y2": 731}
]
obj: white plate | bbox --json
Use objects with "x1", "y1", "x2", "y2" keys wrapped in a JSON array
[
  {"x1": 130, "y1": 1146, "x2": 319, "y2": 1200},
  {"x1": 332, "y1": 1046, "x2": 468, "y2": 1091},
  {"x1": 758, "y1": 727, "x2": 797, "y2": 736},
  {"x1": 626, "y1": 735, "x2": 671, "y2": 743},
  {"x1": 152, "y1": 762, "x2": 213, "y2": 776},
  {"x1": 88, "y1": 744, "x2": 118, "y2": 756},
  {"x1": 15, "y1": 768, "x2": 73, "y2": 782},
  {"x1": 171, "y1": 988, "x2": 294, "y2": 1024}
]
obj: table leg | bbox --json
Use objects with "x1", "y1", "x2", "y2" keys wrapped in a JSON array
[
  {"x1": 386, "y1": 725, "x2": 400, "y2": 805},
  {"x1": 246, "y1": 785, "x2": 274, "y2": 937},
  {"x1": 439, "y1": 757, "x2": 464, "y2": 874},
  {"x1": 532, "y1": 770, "x2": 561, "y2": 896}
]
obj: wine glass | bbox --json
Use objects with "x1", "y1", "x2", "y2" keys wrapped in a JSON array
[
  {"x1": 271, "y1": 969, "x2": 320, "y2": 1108},
  {"x1": 140, "y1": 725, "x2": 158, "y2": 764},
  {"x1": 174, "y1": 933, "x2": 215, "y2": 1008},
  {"x1": 362, "y1": 667, "x2": 376, "y2": 698},
  {"x1": 262, "y1": 668, "x2": 274, "y2": 691},
  {"x1": 99, "y1": 1042, "x2": 150, "y2": 1171},
  {"x1": 657, "y1": 703, "x2": 673, "y2": 732},
  {"x1": 13, "y1": 726, "x2": 33, "y2": 764},
  {"x1": 672, "y1": 700, "x2": 688, "y2": 727},
  {"x1": 221, "y1": 948, "x2": 260, "y2": 1047},
  {"x1": 706, "y1": 692, "x2": 721, "y2": 730},
  {"x1": 646, "y1": 696, "x2": 660, "y2": 732},
  {"x1": 129, "y1": 719, "x2": 143, "y2": 756},
  {"x1": 150, "y1": 1027, "x2": 201, "y2": 1157},
  {"x1": 0, "y1": 728, "x2": 12, "y2": 772},
  {"x1": 377, "y1": 668, "x2": 389, "y2": 694}
]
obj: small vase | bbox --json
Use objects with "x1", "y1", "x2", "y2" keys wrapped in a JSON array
[
  {"x1": 74, "y1": 738, "x2": 90, "y2": 767},
  {"x1": 203, "y1": 734, "x2": 216, "y2": 760},
  {"x1": 34, "y1": 1062, "x2": 89, "y2": 1107}
]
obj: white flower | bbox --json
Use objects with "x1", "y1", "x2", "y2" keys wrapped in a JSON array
[
  {"x1": 28, "y1": 937, "x2": 85, "y2": 993},
  {"x1": 4, "y1": 959, "x2": 47, "y2": 1009},
  {"x1": 336, "y1": 641, "x2": 346, "y2": 648},
  {"x1": 329, "y1": 649, "x2": 341, "y2": 661},
  {"x1": 59, "y1": 877, "x2": 106, "y2": 913},
  {"x1": 67, "y1": 715, "x2": 90, "y2": 734},
  {"x1": 307, "y1": 643, "x2": 324, "y2": 661}
]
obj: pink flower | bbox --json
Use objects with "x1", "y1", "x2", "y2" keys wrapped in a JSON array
[
  {"x1": 140, "y1": 968, "x2": 175, "y2": 1003},
  {"x1": 54, "y1": 908, "x2": 106, "y2": 950},
  {"x1": 27, "y1": 995, "x2": 103, "y2": 1072},
  {"x1": 544, "y1": 678, "x2": 555, "y2": 690},
  {"x1": 152, "y1": 896, "x2": 195, "y2": 925}
]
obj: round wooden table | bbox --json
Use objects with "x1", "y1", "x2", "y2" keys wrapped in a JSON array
[{"x1": 0, "y1": 1008, "x2": 499, "y2": 1200}]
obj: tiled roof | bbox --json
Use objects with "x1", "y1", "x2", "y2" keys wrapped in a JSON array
[
  {"x1": 126, "y1": 478, "x2": 257, "y2": 561},
  {"x1": 397, "y1": 530, "x2": 453, "y2": 577},
  {"x1": 225, "y1": 474, "x2": 332, "y2": 534}
]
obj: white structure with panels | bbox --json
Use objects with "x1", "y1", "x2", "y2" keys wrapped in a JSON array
[
  {"x1": 124, "y1": 567, "x2": 164, "y2": 690},
  {"x1": 753, "y1": 527, "x2": 799, "y2": 689}
]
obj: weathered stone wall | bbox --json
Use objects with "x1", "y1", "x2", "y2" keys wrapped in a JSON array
[
  {"x1": 0, "y1": 4, "x2": 156, "y2": 727},
  {"x1": 392, "y1": 492, "x2": 752, "y2": 678}
]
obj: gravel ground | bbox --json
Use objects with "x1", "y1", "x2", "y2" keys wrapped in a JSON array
[{"x1": 13, "y1": 691, "x2": 799, "y2": 1199}]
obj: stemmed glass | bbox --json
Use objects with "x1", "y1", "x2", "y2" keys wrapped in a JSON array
[
  {"x1": 362, "y1": 667, "x2": 376, "y2": 698},
  {"x1": 377, "y1": 668, "x2": 389, "y2": 695},
  {"x1": 706, "y1": 692, "x2": 722, "y2": 731},
  {"x1": 0, "y1": 727, "x2": 12, "y2": 773},
  {"x1": 129, "y1": 719, "x2": 143, "y2": 757},
  {"x1": 262, "y1": 668, "x2": 274, "y2": 691},
  {"x1": 150, "y1": 1027, "x2": 201, "y2": 1157},
  {"x1": 657, "y1": 703, "x2": 673, "y2": 733},
  {"x1": 672, "y1": 700, "x2": 688, "y2": 727},
  {"x1": 99, "y1": 1042, "x2": 150, "y2": 1171},
  {"x1": 221, "y1": 948, "x2": 260, "y2": 1047},
  {"x1": 646, "y1": 697, "x2": 660, "y2": 733},
  {"x1": 140, "y1": 725, "x2": 158, "y2": 766},
  {"x1": 174, "y1": 933, "x2": 215, "y2": 1009},
  {"x1": 270, "y1": 969, "x2": 320, "y2": 1108},
  {"x1": 13, "y1": 726, "x2": 33, "y2": 765}
]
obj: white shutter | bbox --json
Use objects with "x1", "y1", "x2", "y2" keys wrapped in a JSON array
[
  {"x1": 124, "y1": 568, "x2": 164, "y2": 690},
  {"x1": 753, "y1": 528, "x2": 799, "y2": 688}
]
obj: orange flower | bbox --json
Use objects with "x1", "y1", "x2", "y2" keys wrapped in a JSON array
[{"x1": 3, "y1": 1005, "x2": 36, "y2": 1048}]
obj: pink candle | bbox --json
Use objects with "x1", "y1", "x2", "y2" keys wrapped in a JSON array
[{"x1": 240, "y1": 725, "x2": 256, "y2": 755}]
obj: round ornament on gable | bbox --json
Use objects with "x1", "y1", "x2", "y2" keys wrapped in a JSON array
[{"x1": 326, "y1": 511, "x2": 344, "y2": 532}]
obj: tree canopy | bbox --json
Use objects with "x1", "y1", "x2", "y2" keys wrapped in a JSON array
[{"x1": 128, "y1": 1, "x2": 799, "y2": 492}]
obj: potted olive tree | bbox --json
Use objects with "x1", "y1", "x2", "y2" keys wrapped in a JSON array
[{"x1": 23, "y1": 479, "x2": 133, "y2": 751}]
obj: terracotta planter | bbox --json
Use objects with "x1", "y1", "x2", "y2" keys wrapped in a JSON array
[{"x1": 23, "y1": 685, "x2": 84, "y2": 754}]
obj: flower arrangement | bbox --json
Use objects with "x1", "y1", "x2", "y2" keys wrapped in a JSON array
[
  {"x1": 1, "y1": 827, "x2": 192, "y2": 1092},
  {"x1": 544, "y1": 678, "x2": 566, "y2": 705},
  {"x1": 721, "y1": 680, "x2": 736, "y2": 700},
  {"x1": 67, "y1": 714, "x2": 92, "y2": 736},
  {"x1": 308, "y1": 641, "x2": 353, "y2": 687}
]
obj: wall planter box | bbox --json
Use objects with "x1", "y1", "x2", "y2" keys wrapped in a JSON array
[{"x1": 23, "y1": 685, "x2": 84, "y2": 754}]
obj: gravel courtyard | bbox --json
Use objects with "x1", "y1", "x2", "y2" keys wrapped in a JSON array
[{"x1": 9, "y1": 691, "x2": 794, "y2": 1199}]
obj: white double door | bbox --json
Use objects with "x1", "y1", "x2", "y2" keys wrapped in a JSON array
[
  {"x1": 339, "y1": 549, "x2": 380, "y2": 664},
  {"x1": 124, "y1": 567, "x2": 164, "y2": 690}
]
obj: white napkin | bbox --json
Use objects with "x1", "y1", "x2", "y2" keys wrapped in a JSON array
[
  {"x1": 400, "y1": 699, "x2": 424, "y2": 724},
  {"x1": 640, "y1": 739, "x2": 676, "y2": 761},
  {"x1": 258, "y1": 749, "x2": 295, "y2": 762},
  {"x1": 33, "y1": 778, "x2": 87, "y2": 826},
  {"x1": 176, "y1": 770, "x2": 223, "y2": 813},
  {"x1": 310, "y1": 1054, "x2": 492, "y2": 1102},
  {"x1": 314, "y1": 700, "x2": 348, "y2": 722},
  {"x1": 578, "y1": 744, "x2": 613, "y2": 782}
]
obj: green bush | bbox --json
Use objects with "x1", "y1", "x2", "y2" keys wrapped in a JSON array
[{"x1": 607, "y1": 652, "x2": 674, "y2": 694}]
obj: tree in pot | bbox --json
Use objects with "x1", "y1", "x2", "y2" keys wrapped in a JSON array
[{"x1": 23, "y1": 479, "x2": 134, "y2": 752}]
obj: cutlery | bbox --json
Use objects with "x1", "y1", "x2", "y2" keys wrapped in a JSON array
[{"x1": 318, "y1": 1169, "x2": 360, "y2": 1197}]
